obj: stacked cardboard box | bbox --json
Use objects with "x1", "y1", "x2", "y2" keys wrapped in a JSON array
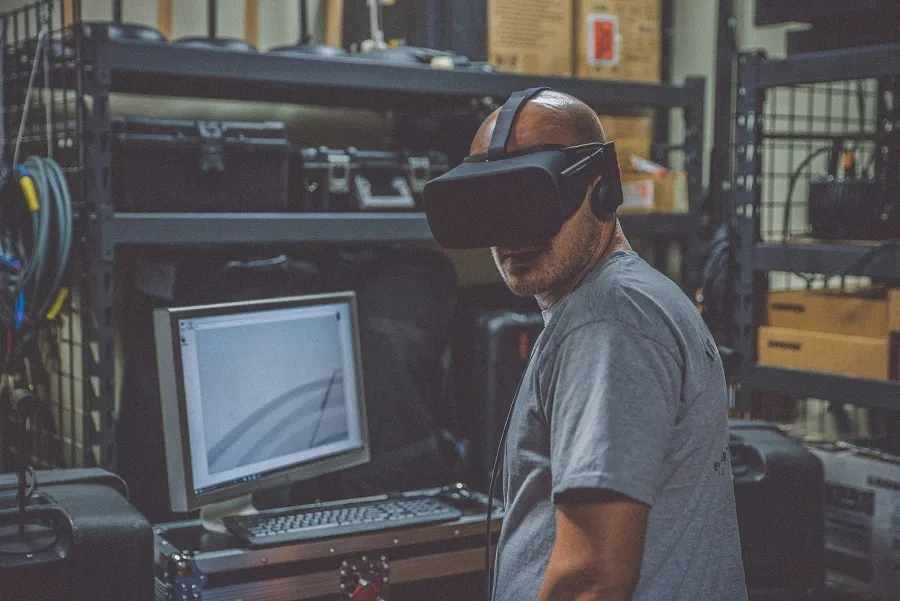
[
  {"x1": 758, "y1": 290, "x2": 900, "y2": 380},
  {"x1": 487, "y1": 0, "x2": 573, "y2": 76},
  {"x1": 487, "y1": 0, "x2": 662, "y2": 81}
]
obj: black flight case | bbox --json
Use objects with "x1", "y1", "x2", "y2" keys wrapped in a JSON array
[
  {"x1": 153, "y1": 485, "x2": 500, "y2": 601},
  {"x1": 111, "y1": 117, "x2": 291, "y2": 212},
  {"x1": 299, "y1": 147, "x2": 449, "y2": 212}
]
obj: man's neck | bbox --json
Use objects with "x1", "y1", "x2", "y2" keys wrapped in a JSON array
[{"x1": 534, "y1": 219, "x2": 631, "y2": 311}]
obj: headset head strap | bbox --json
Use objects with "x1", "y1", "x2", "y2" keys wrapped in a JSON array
[{"x1": 487, "y1": 87, "x2": 552, "y2": 161}]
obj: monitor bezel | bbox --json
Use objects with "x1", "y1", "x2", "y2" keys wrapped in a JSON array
[{"x1": 153, "y1": 291, "x2": 370, "y2": 513}]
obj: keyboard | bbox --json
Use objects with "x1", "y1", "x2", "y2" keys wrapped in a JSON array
[{"x1": 224, "y1": 496, "x2": 463, "y2": 546}]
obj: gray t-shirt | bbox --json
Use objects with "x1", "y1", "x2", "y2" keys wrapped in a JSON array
[{"x1": 494, "y1": 250, "x2": 747, "y2": 601}]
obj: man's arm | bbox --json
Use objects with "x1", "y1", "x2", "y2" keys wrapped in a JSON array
[{"x1": 537, "y1": 492, "x2": 649, "y2": 601}]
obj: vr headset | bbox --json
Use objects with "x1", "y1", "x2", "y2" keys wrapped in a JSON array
[{"x1": 423, "y1": 86, "x2": 624, "y2": 249}]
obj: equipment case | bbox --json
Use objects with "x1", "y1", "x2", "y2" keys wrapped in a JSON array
[
  {"x1": 111, "y1": 117, "x2": 290, "y2": 212},
  {"x1": 0, "y1": 469, "x2": 154, "y2": 601},
  {"x1": 729, "y1": 421, "x2": 826, "y2": 600},
  {"x1": 299, "y1": 147, "x2": 448, "y2": 212},
  {"x1": 471, "y1": 311, "x2": 544, "y2": 489},
  {"x1": 153, "y1": 486, "x2": 500, "y2": 601}
]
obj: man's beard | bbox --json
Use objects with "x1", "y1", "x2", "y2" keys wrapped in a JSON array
[
  {"x1": 493, "y1": 247, "x2": 566, "y2": 297},
  {"x1": 492, "y1": 214, "x2": 601, "y2": 298}
]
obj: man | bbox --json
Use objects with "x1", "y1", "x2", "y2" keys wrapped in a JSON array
[{"x1": 480, "y1": 91, "x2": 747, "y2": 601}]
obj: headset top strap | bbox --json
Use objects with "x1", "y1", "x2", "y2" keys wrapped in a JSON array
[{"x1": 487, "y1": 87, "x2": 552, "y2": 161}]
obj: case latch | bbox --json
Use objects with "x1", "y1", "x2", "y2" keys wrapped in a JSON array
[
  {"x1": 327, "y1": 153, "x2": 352, "y2": 194},
  {"x1": 197, "y1": 121, "x2": 225, "y2": 172},
  {"x1": 407, "y1": 156, "x2": 432, "y2": 195},
  {"x1": 166, "y1": 552, "x2": 207, "y2": 601},
  {"x1": 340, "y1": 555, "x2": 390, "y2": 601}
]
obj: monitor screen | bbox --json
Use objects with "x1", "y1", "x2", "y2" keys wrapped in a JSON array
[{"x1": 154, "y1": 292, "x2": 369, "y2": 512}]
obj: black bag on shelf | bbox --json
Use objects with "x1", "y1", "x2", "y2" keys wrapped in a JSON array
[
  {"x1": 729, "y1": 421, "x2": 825, "y2": 600},
  {"x1": 111, "y1": 117, "x2": 290, "y2": 212},
  {"x1": 0, "y1": 469, "x2": 154, "y2": 601},
  {"x1": 116, "y1": 254, "x2": 322, "y2": 523},
  {"x1": 298, "y1": 147, "x2": 448, "y2": 212}
]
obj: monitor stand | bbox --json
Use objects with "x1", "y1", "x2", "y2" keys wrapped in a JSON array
[{"x1": 199, "y1": 494, "x2": 258, "y2": 534}]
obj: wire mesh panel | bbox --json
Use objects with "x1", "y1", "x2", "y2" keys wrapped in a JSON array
[
  {"x1": 1, "y1": 0, "x2": 85, "y2": 469},
  {"x1": 758, "y1": 80, "x2": 880, "y2": 291}
]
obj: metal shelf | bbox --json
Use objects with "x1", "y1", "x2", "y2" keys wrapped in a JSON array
[
  {"x1": 94, "y1": 39, "x2": 699, "y2": 109},
  {"x1": 755, "y1": 241, "x2": 900, "y2": 281},
  {"x1": 103, "y1": 211, "x2": 696, "y2": 247},
  {"x1": 758, "y1": 44, "x2": 900, "y2": 88},
  {"x1": 105, "y1": 212, "x2": 432, "y2": 246},
  {"x1": 731, "y1": 47, "x2": 900, "y2": 412},
  {"x1": 751, "y1": 366, "x2": 900, "y2": 411}
]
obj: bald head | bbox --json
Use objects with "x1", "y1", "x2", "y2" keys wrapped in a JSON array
[{"x1": 470, "y1": 90, "x2": 606, "y2": 156}]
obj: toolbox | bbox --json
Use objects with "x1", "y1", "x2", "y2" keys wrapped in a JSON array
[
  {"x1": 111, "y1": 117, "x2": 290, "y2": 212},
  {"x1": 299, "y1": 147, "x2": 449, "y2": 212},
  {"x1": 153, "y1": 485, "x2": 500, "y2": 601}
]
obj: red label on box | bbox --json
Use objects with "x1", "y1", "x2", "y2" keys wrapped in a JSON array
[
  {"x1": 592, "y1": 20, "x2": 615, "y2": 61},
  {"x1": 587, "y1": 14, "x2": 620, "y2": 67}
]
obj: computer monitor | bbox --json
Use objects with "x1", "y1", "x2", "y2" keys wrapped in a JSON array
[{"x1": 153, "y1": 292, "x2": 369, "y2": 529}]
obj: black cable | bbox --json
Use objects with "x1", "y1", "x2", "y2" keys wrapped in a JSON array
[
  {"x1": 0, "y1": 466, "x2": 36, "y2": 496},
  {"x1": 25, "y1": 466, "x2": 36, "y2": 499},
  {"x1": 781, "y1": 146, "x2": 834, "y2": 281},
  {"x1": 782, "y1": 146, "x2": 832, "y2": 249},
  {"x1": 820, "y1": 238, "x2": 899, "y2": 281},
  {"x1": 484, "y1": 358, "x2": 528, "y2": 601},
  {"x1": 856, "y1": 80, "x2": 866, "y2": 134}
]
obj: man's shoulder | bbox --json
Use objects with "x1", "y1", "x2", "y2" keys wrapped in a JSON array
[
  {"x1": 541, "y1": 252, "x2": 702, "y2": 359},
  {"x1": 561, "y1": 252, "x2": 694, "y2": 326}
]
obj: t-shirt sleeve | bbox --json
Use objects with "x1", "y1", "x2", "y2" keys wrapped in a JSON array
[{"x1": 539, "y1": 320, "x2": 682, "y2": 507}]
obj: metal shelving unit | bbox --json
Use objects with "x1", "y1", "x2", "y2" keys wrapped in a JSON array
[
  {"x1": 100, "y1": 212, "x2": 696, "y2": 250},
  {"x1": 4, "y1": 2, "x2": 706, "y2": 469},
  {"x1": 93, "y1": 39, "x2": 700, "y2": 109},
  {"x1": 755, "y1": 242, "x2": 900, "y2": 281},
  {"x1": 731, "y1": 45, "x2": 900, "y2": 412},
  {"x1": 751, "y1": 366, "x2": 900, "y2": 412}
]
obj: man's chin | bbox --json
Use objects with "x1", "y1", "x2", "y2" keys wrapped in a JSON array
[{"x1": 501, "y1": 271, "x2": 549, "y2": 297}]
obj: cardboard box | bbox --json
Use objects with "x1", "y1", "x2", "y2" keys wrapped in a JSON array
[
  {"x1": 597, "y1": 114, "x2": 653, "y2": 167},
  {"x1": 619, "y1": 171, "x2": 687, "y2": 214},
  {"x1": 488, "y1": 0, "x2": 572, "y2": 76},
  {"x1": 766, "y1": 290, "x2": 898, "y2": 338},
  {"x1": 758, "y1": 326, "x2": 890, "y2": 381},
  {"x1": 575, "y1": 0, "x2": 661, "y2": 82},
  {"x1": 807, "y1": 442, "x2": 900, "y2": 600}
]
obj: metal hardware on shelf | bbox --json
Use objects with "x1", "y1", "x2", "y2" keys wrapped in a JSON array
[{"x1": 340, "y1": 555, "x2": 390, "y2": 601}]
